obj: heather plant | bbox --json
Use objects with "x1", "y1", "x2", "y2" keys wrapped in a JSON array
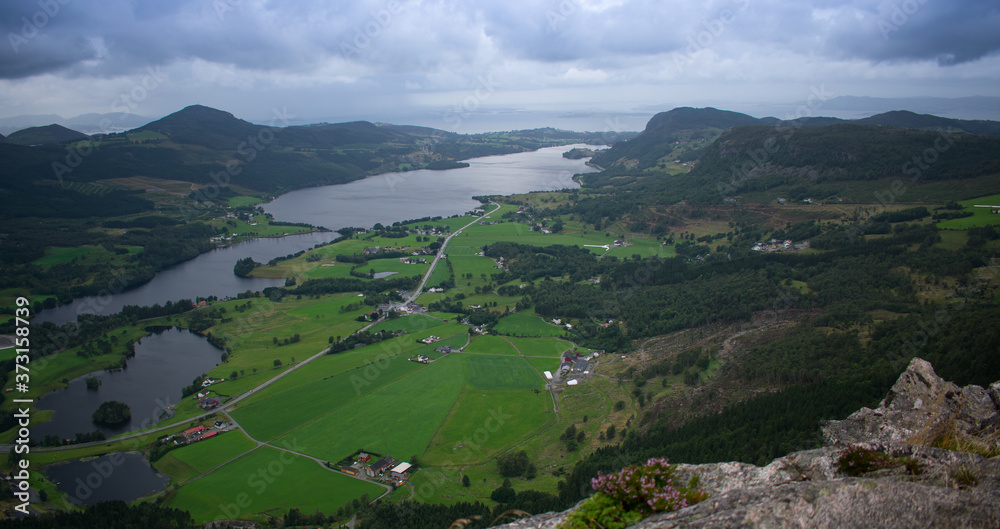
[
  {"x1": 560, "y1": 458, "x2": 706, "y2": 528},
  {"x1": 836, "y1": 445, "x2": 924, "y2": 477}
]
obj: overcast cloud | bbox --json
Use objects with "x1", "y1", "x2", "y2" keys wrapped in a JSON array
[{"x1": 0, "y1": 0, "x2": 997, "y2": 129}]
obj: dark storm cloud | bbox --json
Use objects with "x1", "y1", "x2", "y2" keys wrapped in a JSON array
[
  {"x1": 0, "y1": 0, "x2": 997, "y2": 84},
  {"x1": 824, "y1": 0, "x2": 1000, "y2": 65}
]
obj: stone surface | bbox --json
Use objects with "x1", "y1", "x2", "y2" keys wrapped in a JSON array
[
  {"x1": 496, "y1": 358, "x2": 1000, "y2": 529},
  {"x1": 822, "y1": 358, "x2": 1000, "y2": 453}
]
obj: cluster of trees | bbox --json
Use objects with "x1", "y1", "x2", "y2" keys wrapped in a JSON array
[
  {"x1": 0, "y1": 500, "x2": 196, "y2": 528},
  {"x1": 328, "y1": 329, "x2": 392, "y2": 354},
  {"x1": 91, "y1": 400, "x2": 131, "y2": 427},
  {"x1": 233, "y1": 257, "x2": 260, "y2": 277},
  {"x1": 38, "y1": 430, "x2": 107, "y2": 447},
  {"x1": 496, "y1": 450, "x2": 537, "y2": 479}
]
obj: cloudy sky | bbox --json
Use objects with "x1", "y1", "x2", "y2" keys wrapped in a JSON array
[{"x1": 1, "y1": 0, "x2": 998, "y2": 131}]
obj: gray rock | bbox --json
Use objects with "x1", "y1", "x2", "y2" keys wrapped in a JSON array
[{"x1": 821, "y1": 357, "x2": 1000, "y2": 453}]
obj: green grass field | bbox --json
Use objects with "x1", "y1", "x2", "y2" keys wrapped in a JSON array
[
  {"x1": 937, "y1": 194, "x2": 1000, "y2": 230},
  {"x1": 370, "y1": 314, "x2": 447, "y2": 334},
  {"x1": 231, "y1": 354, "x2": 423, "y2": 442},
  {"x1": 167, "y1": 430, "x2": 259, "y2": 474},
  {"x1": 462, "y1": 335, "x2": 519, "y2": 356},
  {"x1": 426, "y1": 256, "x2": 454, "y2": 288},
  {"x1": 165, "y1": 446, "x2": 383, "y2": 524},
  {"x1": 506, "y1": 336, "x2": 573, "y2": 357},
  {"x1": 30, "y1": 245, "x2": 144, "y2": 270},
  {"x1": 463, "y1": 355, "x2": 543, "y2": 390},
  {"x1": 272, "y1": 355, "x2": 467, "y2": 462},
  {"x1": 524, "y1": 355, "x2": 561, "y2": 375},
  {"x1": 493, "y1": 314, "x2": 568, "y2": 337},
  {"x1": 421, "y1": 388, "x2": 553, "y2": 466},
  {"x1": 227, "y1": 196, "x2": 263, "y2": 207}
]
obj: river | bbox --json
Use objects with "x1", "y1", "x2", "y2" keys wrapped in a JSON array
[{"x1": 36, "y1": 144, "x2": 597, "y2": 325}]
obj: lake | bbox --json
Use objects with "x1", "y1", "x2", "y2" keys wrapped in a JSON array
[
  {"x1": 35, "y1": 144, "x2": 597, "y2": 325},
  {"x1": 32, "y1": 327, "x2": 223, "y2": 441},
  {"x1": 46, "y1": 452, "x2": 170, "y2": 506}
]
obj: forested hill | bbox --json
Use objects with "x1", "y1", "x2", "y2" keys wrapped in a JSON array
[
  {"x1": 691, "y1": 124, "x2": 1000, "y2": 199},
  {"x1": 4, "y1": 123, "x2": 88, "y2": 146},
  {"x1": 591, "y1": 106, "x2": 1000, "y2": 171}
]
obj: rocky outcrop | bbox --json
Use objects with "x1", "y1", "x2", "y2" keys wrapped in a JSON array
[
  {"x1": 822, "y1": 357, "x2": 1000, "y2": 453},
  {"x1": 498, "y1": 358, "x2": 1000, "y2": 528}
]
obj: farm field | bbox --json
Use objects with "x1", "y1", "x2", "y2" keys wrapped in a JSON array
[
  {"x1": 524, "y1": 355, "x2": 561, "y2": 375},
  {"x1": 230, "y1": 353, "x2": 423, "y2": 442},
  {"x1": 154, "y1": 430, "x2": 258, "y2": 484},
  {"x1": 494, "y1": 314, "x2": 568, "y2": 337},
  {"x1": 198, "y1": 295, "x2": 370, "y2": 377},
  {"x1": 272, "y1": 355, "x2": 467, "y2": 462},
  {"x1": 31, "y1": 245, "x2": 143, "y2": 270},
  {"x1": 463, "y1": 335, "x2": 519, "y2": 356},
  {"x1": 937, "y1": 193, "x2": 1000, "y2": 229},
  {"x1": 208, "y1": 214, "x2": 313, "y2": 238},
  {"x1": 370, "y1": 314, "x2": 447, "y2": 334},
  {"x1": 506, "y1": 336, "x2": 573, "y2": 358},
  {"x1": 463, "y1": 355, "x2": 543, "y2": 390},
  {"x1": 421, "y1": 388, "x2": 554, "y2": 466},
  {"x1": 164, "y1": 446, "x2": 383, "y2": 524}
]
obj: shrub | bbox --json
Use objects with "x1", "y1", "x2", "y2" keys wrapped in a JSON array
[
  {"x1": 835, "y1": 445, "x2": 923, "y2": 477},
  {"x1": 561, "y1": 458, "x2": 706, "y2": 528},
  {"x1": 560, "y1": 492, "x2": 641, "y2": 529}
]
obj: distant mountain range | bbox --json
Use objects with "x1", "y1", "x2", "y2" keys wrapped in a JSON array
[
  {"x1": 0, "y1": 112, "x2": 152, "y2": 136},
  {"x1": 0, "y1": 104, "x2": 623, "y2": 219},
  {"x1": 3, "y1": 103, "x2": 999, "y2": 220},
  {"x1": 822, "y1": 95, "x2": 1000, "y2": 115}
]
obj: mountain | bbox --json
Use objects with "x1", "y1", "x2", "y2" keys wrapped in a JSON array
[
  {"x1": 135, "y1": 105, "x2": 264, "y2": 150},
  {"x1": 691, "y1": 123, "x2": 1000, "y2": 200},
  {"x1": 591, "y1": 107, "x2": 759, "y2": 168},
  {"x1": 592, "y1": 106, "x2": 1000, "y2": 172},
  {"x1": 5, "y1": 124, "x2": 88, "y2": 146},
  {"x1": 855, "y1": 110, "x2": 1000, "y2": 136}
]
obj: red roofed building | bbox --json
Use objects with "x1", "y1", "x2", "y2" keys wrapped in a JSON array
[
  {"x1": 200, "y1": 430, "x2": 219, "y2": 441},
  {"x1": 184, "y1": 425, "x2": 206, "y2": 436}
]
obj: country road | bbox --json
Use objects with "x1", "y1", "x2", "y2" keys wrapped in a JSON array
[{"x1": 406, "y1": 202, "x2": 499, "y2": 303}]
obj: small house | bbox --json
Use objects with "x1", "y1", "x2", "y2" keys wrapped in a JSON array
[{"x1": 368, "y1": 457, "x2": 395, "y2": 477}]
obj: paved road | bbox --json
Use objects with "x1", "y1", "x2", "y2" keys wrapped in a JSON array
[{"x1": 406, "y1": 202, "x2": 500, "y2": 303}]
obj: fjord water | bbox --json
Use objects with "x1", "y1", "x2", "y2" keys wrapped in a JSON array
[
  {"x1": 262, "y1": 144, "x2": 596, "y2": 229},
  {"x1": 36, "y1": 144, "x2": 595, "y2": 325},
  {"x1": 32, "y1": 327, "x2": 222, "y2": 441}
]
